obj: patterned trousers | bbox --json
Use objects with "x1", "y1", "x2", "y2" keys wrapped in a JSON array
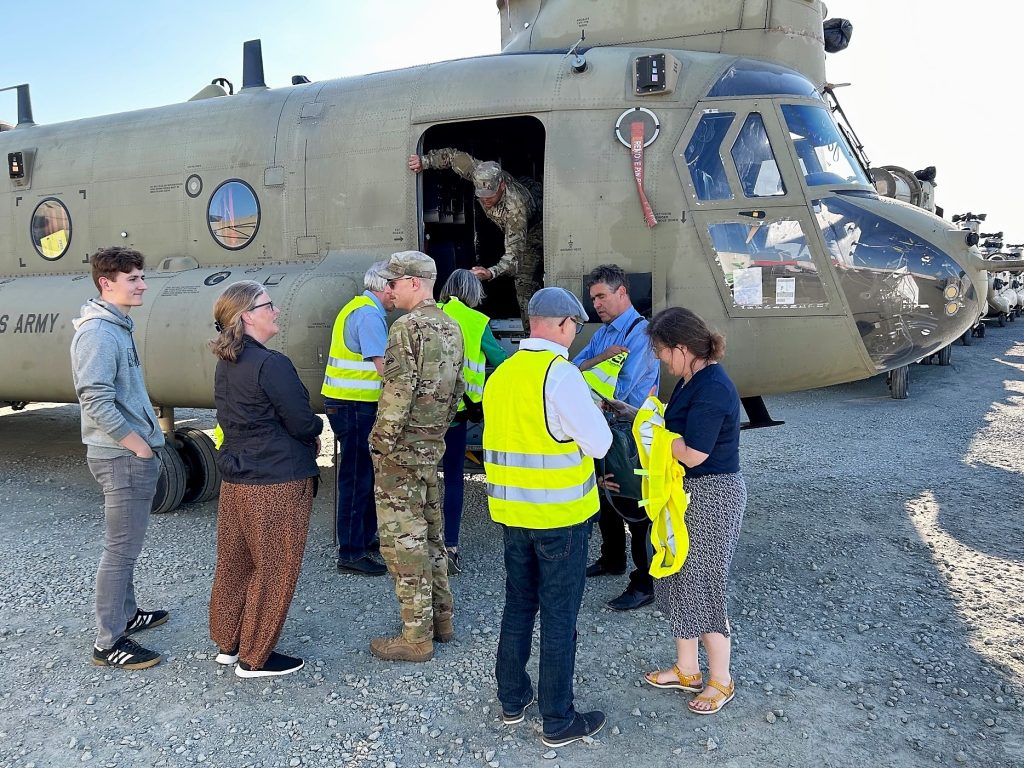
[{"x1": 374, "y1": 459, "x2": 453, "y2": 642}]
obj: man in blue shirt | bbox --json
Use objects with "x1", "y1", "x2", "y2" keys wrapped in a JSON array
[
  {"x1": 322, "y1": 262, "x2": 395, "y2": 576},
  {"x1": 573, "y1": 265, "x2": 661, "y2": 610}
]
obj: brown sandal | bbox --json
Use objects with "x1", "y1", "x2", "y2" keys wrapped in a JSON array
[
  {"x1": 643, "y1": 663, "x2": 703, "y2": 692},
  {"x1": 688, "y1": 678, "x2": 735, "y2": 715}
]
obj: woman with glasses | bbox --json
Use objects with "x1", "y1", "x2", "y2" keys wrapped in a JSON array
[
  {"x1": 641, "y1": 307, "x2": 745, "y2": 715},
  {"x1": 208, "y1": 280, "x2": 323, "y2": 678},
  {"x1": 437, "y1": 269, "x2": 507, "y2": 573}
]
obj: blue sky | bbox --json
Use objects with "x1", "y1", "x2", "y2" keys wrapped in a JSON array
[{"x1": 4, "y1": 1, "x2": 1019, "y2": 242}]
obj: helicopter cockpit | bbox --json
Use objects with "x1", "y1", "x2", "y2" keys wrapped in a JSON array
[{"x1": 681, "y1": 58, "x2": 977, "y2": 372}]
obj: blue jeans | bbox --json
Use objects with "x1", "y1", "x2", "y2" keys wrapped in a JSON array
[
  {"x1": 495, "y1": 519, "x2": 592, "y2": 737},
  {"x1": 325, "y1": 399, "x2": 378, "y2": 560},
  {"x1": 441, "y1": 420, "x2": 468, "y2": 548},
  {"x1": 87, "y1": 453, "x2": 161, "y2": 649}
]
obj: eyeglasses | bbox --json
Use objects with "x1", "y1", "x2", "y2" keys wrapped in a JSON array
[
  {"x1": 387, "y1": 276, "x2": 414, "y2": 289},
  {"x1": 249, "y1": 300, "x2": 275, "y2": 312},
  {"x1": 560, "y1": 317, "x2": 585, "y2": 335}
]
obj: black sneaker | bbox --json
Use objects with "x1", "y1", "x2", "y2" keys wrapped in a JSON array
[
  {"x1": 125, "y1": 608, "x2": 169, "y2": 635},
  {"x1": 235, "y1": 651, "x2": 303, "y2": 678},
  {"x1": 501, "y1": 693, "x2": 536, "y2": 725},
  {"x1": 541, "y1": 710, "x2": 606, "y2": 747},
  {"x1": 337, "y1": 555, "x2": 387, "y2": 576},
  {"x1": 92, "y1": 636, "x2": 162, "y2": 670},
  {"x1": 446, "y1": 549, "x2": 462, "y2": 575}
]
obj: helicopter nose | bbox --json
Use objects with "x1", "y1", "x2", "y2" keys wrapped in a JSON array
[{"x1": 816, "y1": 196, "x2": 980, "y2": 371}]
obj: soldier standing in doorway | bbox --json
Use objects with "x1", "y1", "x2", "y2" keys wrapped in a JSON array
[
  {"x1": 408, "y1": 149, "x2": 543, "y2": 331},
  {"x1": 368, "y1": 250, "x2": 465, "y2": 663}
]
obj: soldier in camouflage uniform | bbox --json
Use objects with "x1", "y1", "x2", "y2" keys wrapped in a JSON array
[
  {"x1": 368, "y1": 250, "x2": 465, "y2": 662},
  {"x1": 408, "y1": 149, "x2": 543, "y2": 331}
]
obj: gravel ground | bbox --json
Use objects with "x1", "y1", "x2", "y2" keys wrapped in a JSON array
[{"x1": 1, "y1": 327, "x2": 1022, "y2": 768}]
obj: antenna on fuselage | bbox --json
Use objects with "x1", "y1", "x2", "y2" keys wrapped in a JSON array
[
  {"x1": 0, "y1": 84, "x2": 35, "y2": 128},
  {"x1": 241, "y1": 40, "x2": 268, "y2": 91}
]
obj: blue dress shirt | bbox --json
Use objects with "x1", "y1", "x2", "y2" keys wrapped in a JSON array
[{"x1": 572, "y1": 305, "x2": 661, "y2": 408}]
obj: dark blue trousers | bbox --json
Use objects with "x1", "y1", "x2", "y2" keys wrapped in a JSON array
[
  {"x1": 441, "y1": 420, "x2": 468, "y2": 548},
  {"x1": 325, "y1": 399, "x2": 378, "y2": 560},
  {"x1": 495, "y1": 519, "x2": 592, "y2": 737}
]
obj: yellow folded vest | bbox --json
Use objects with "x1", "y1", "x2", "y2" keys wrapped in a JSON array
[{"x1": 632, "y1": 396, "x2": 689, "y2": 578}]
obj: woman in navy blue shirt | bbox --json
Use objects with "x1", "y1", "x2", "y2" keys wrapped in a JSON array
[{"x1": 641, "y1": 307, "x2": 746, "y2": 715}]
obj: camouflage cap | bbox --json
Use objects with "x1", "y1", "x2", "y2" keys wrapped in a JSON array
[
  {"x1": 472, "y1": 161, "x2": 504, "y2": 197},
  {"x1": 527, "y1": 287, "x2": 588, "y2": 322},
  {"x1": 379, "y1": 250, "x2": 437, "y2": 280}
]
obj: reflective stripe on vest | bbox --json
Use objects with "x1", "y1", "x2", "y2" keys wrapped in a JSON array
[
  {"x1": 440, "y1": 298, "x2": 489, "y2": 407},
  {"x1": 321, "y1": 295, "x2": 383, "y2": 402},
  {"x1": 482, "y1": 349, "x2": 599, "y2": 528},
  {"x1": 582, "y1": 350, "x2": 628, "y2": 400}
]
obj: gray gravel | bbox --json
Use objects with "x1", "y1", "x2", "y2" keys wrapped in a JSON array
[{"x1": 1, "y1": 327, "x2": 1022, "y2": 768}]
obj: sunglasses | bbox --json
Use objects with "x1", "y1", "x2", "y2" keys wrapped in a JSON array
[{"x1": 386, "y1": 276, "x2": 415, "y2": 289}]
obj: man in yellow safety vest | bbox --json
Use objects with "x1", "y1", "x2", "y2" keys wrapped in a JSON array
[
  {"x1": 573, "y1": 264, "x2": 661, "y2": 612},
  {"x1": 483, "y1": 287, "x2": 612, "y2": 748},
  {"x1": 322, "y1": 262, "x2": 395, "y2": 576}
]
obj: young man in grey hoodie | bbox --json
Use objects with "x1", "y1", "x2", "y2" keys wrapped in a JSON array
[{"x1": 71, "y1": 246, "x2": 168, "y2": 669}]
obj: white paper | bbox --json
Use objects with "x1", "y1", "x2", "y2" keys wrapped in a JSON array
[
  {"x1": 775, "y1": 277, "x2": 796, "y2": 305},
  {"x1": 733, "y1": 267, "x2": 763, "y2": 306}
]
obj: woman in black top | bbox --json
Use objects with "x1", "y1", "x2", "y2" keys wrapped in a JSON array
[
  {"x1": 641, "y1": 307, "x2": 746, "y2": 715},
  {"x1": 208, "y1": 280, "x2": 323, "y2": 679}
]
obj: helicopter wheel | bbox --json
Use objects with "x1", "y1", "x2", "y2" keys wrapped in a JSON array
[
  {"x1": 960, "y1": 329, "x2": 973, "y2": 346},
  {"x1": 937, "y1": 345, "x2": 952, "y2": 366},
  {"x1": 152, "y1": 446, "x2": 187, "y2": 514},
  {"x1": 888, "y1": 365, "x2": 909, "y2": 400},
  {"x1": 1008, "y1": 311, "x2": 1016, "y2": 323},
  {"x1": 998, "y1": 313, "x2": 1007, "y2": 327},
  {"x1": 175, "y1": 427, "x2": 221, "y2": 504},
  {"x1": 977, "y1": 322, "x2": 986, "y2": 338}
]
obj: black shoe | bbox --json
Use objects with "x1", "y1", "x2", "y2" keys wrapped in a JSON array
[
  {"x1": 337, "y1": 555, "x2": 387, "y2": 576},
  {"x1": 446, "y1": 548, "x2": 462, "y2": 575},
  {"x1": 502, "y1": 692, "x2": 536, "y2": 725},
  {"x1": 368, "y1": 538, "x2": 380, "y2": 553},
  {"x1": 124, "y1": 608, "x2": 168, "y2": 635},
  {"x1": 585, "y1": 561, "x2": 626, "y2": 578},
  {"x1": 235, "y1": 651, "x2": 303, "y2": 678},
  {"x1": 92, "y1": 636, "x2": 162, "y2": 670},
  {"x1": 606, "y1": 588, "x2": 654, "y2": 611},
  {"x1": 541, "y1": 710, "x2": 607, "y2": 747}
]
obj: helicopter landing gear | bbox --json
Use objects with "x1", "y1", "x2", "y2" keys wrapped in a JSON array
[
  {"x1": 937, "y1": 345, "x2": 952, "y2": 366},
  {"x1": 888, "y1": 365, "x2": 909, "y2": 400},
  {"x1": 960, "y1": 329, "x2": 973, "y2": 346},
  {"x1": 151, "y1": 407, "x2": 221, "y2": 513}
]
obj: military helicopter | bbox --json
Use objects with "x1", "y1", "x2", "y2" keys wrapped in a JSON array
[{"x1": 3, "y1": 0, "x2": 1022, "y2": 512}]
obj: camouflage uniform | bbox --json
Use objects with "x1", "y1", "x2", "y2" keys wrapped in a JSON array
[
  {"x1": 421, "y1": 148, "x2": 544, "y2": 327},
  {"x1": 369, "y1": 299, "x2": 464, "y2": 643}
]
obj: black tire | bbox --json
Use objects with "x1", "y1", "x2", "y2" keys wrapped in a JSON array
[
  {"x1": 961, "y1": 330, "x2": 973, "y2": 346},
  {"x1": 998, "y1": 313, "x2": 1007, "y2": 327},
  {"x1": 937, "y1": 345, "x2": 952, "y2": 366},
  {"x1": 889, "y1": 365, "x2": 909, "y2": 400},
  {"x1": 978, "y1": 322, "x2": 986, "y2": 338},
  {"x1": 175, "y1": 427, "x2": 221, "y2": 503},
  {"x1": 152, "y1": 446, "x2": 187, "y2": 514},
  {"x1": 1008, "y1": 311, "x2": 1016, "y2": 323}
]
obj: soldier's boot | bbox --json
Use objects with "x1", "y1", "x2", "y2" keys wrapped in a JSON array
[
  {"x1": 434, "y1": 616, "x2": 454, "y2": 643},
  {"x1": 370, "y1": 634, "x2": 434, "y2": 662}
]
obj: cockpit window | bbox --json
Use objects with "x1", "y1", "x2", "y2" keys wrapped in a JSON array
[
  {"x1": 31, "y1": 198, "x2": 72, "y2": 261},
  {"x1": 706, "y1": 219, "x2": 828, "y2": 309},
  {"x1": 781, "y1": 104, "x2": 870, "y2": 187},
  {"x1": 208, "y1": 180, "x2": 260, "y2": 250},
  {"x1": 730, "y1": 113, "x2": 785, "y2": 198},
  {"x1": 708, "y1": 59, "x2": 820, "y2": 99},
  {"x1": 683, "y1": 111, "x2": 735, "y2": 202}
]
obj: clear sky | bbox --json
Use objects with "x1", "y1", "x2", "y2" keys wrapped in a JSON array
[{"x1": 3, "y1": 0, "x2": 1017, "y2": 243}]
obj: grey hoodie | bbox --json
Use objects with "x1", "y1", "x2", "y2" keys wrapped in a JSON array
[{"x1": 70, "y1": 299, "x2": 165, "y2": 458}]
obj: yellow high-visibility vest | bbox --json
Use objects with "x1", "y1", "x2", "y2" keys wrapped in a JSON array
[
  {"x1": 440, "y1": 297, "x2": 488, "y2": 408},
  {"x1": 632, "y1": 396, "x2": 689, "y2": 577},
  {"x1": 483, "y1": 349, "x2": 599, "y2": 529},
  {"x1": 582, "y1": 351, "x2": 628, "y2": 400},
  {"x1": 321, "y1": 295, "x2": 383, "y2": 402}
]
